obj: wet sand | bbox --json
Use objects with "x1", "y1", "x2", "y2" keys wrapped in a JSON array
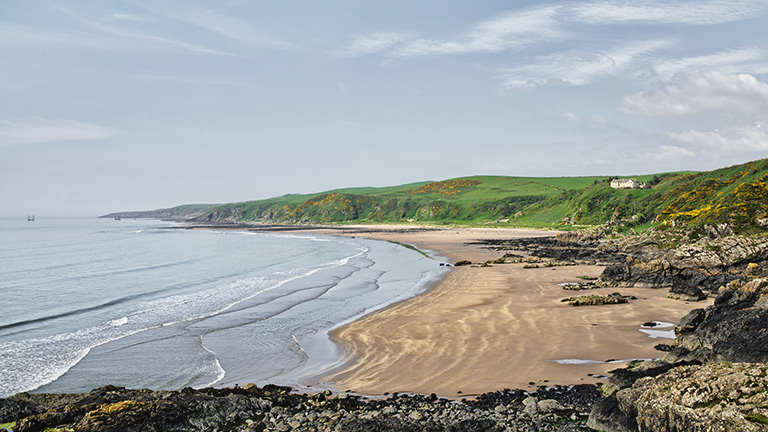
[{"x1": 291, "y1": 226, "x2": 710, "y2": 397}]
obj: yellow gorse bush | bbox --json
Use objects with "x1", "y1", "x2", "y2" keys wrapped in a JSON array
[{"x1": 410, "y1": 180, "x2": 481, "y2": 196}]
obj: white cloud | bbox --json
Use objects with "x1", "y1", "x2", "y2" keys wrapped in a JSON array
[
  {"x1": 501, "y1": 40, "x2": 670, "y2": 88},
  {"x1": 561, "y1": 111, "x2": 607, "y2": 124},
  {"x1": 668, "y1": 122, "x2": 768, "y2": 151},
  {"x1": 393, "y1": 6, "x2": 568, "y2": 57},
  {"x1": 652, "y1": 47, "x2": 768, "y2": 79},
  {"x1": 652, "y1": 145, "x2": 696, "y2": 160},
  {"x1": 341, "y1": 32, "x2": 412, "y2": 57},
  {"x1": 341, "y1": 1, "x2": 768, "y2": 60},
  {"x1": 622, "y1": 71, "x2": 768, "y2": 116},
  {"x1": 573, "y1": 0, "x2": 767, "y2": 25},
  {"x1": 109, "y1": 13, "x2": 151, "y2": 22},
  {"x1": 0, "y1": 117, "x2": 117, "y2": 147},
  {"x1": 342, "y1": 6, "x2": 569, "y2": 58}
]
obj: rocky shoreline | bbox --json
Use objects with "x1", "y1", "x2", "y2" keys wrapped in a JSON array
[{"x1": 1, "y1": 384, "x2": 601, "y2": 432}]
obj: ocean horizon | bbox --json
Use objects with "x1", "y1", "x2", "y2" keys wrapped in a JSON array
[{"x1": 0, "y1": 217, "x2": 448, "y2": 397}]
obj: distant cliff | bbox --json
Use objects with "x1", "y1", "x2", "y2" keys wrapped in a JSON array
[{"x1": 100, "y1": 204, "x2": 220, "y2": 221}]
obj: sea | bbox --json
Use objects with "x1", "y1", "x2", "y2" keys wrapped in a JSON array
[{"x1": 0, "y1": 217, "x2": 448, "y2": 398}]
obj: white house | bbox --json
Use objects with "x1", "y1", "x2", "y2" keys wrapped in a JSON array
[{"x1": 611, "y1": 178, "x2": 642, "y2": 189}]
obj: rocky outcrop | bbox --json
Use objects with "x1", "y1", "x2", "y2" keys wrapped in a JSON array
[
  {"x1": 1, "y1": 384, "x2": 601, "y2": 432},
  {"x1": 477, "y1": 236, "x2": 622, "y2": 266},
  {"x1": 596, "y1": 227, "x2": 768, "y2": 299},
  {"x1": 483, "y1": 227, "x2": 768, "y2": 300},
  {"x1": 600, "y1": 257, "x2": 711, "y2": 301},
  {"x1": 589, "y1": 362, "x2": 768, "y2": 432},
  {"x1": 667, "y1": 278, "x2": 768, "y2": 364},
  {"x1": 561, "y1": 292, "x2": 635, "y2": 306}
]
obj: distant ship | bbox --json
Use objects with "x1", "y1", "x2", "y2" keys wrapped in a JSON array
[
  {"x1": 114, "y1": 215, "x2": 121, "y2": 220},
  {"x1": 27, "y1": 215, "x2": 35, "y2": 221}
]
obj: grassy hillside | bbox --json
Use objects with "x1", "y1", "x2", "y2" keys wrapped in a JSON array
[
  {"x1": 654, "y1": 159, "x2": 768, "y2": 232},
  {"x1": 110, "y1": 158, "x2": 768, "y2": 233},
  {"x1": 201, "y1": 175, "x2": 610, "y2": 225}
]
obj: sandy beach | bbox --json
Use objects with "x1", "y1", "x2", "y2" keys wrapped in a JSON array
[{"x1": 298, "y1": 226, "x2": 711, "y2": 397}]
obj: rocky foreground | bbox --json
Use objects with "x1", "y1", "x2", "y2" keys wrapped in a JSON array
[{"x1": 0, "y1": 384, "x2": 601, "y2": 432}]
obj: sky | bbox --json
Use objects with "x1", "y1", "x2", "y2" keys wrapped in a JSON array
[{"x1": 2, "y1": 1, "x2": 768, "y2": 217}]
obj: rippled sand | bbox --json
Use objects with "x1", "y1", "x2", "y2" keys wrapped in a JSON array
[{"x1": 308, "y1": 227, "x2": 710, "y2": 397}]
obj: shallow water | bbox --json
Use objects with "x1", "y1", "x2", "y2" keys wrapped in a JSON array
[{"x1": 0, "y1": 218, "x2": 448, "y2": 397}]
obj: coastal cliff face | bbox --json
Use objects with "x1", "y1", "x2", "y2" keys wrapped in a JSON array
[{"x1": 101, "y1": 204, "x2": 219, "y2": 221}]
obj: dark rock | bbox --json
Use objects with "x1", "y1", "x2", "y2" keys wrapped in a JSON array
[
  {"x1": 670, "y1": 278, "x2": 768, "y2": 363},
  {"x1": 668, "y1": 283, "x2": 708, "y2": 301},
  {"x1": 675, "y1": 308, "x2": 706, "y2": 334},
  {"x1": 0, "y1": 395, "x2": 38, "y2": 424}
]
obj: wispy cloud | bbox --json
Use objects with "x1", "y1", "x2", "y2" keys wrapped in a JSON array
[
  {"x1": 0, "y1": 22, "x2": 111, "y2": 49},
  {"x1": 341, "y1": 32, "x2": 412, "y2": 57},
  {"x1": 393, "y1": 6, "x2": 569, "y2": 57},
  {"x1": 66, "y1": 8, "x2": 234, "y2": 56},
  {"x1": 668, "y1": 122, "x2": 768, "y2": 151},
  {"x1": 651, "y1": 47, "x2": 768, "y2": 79},
  {"x1": 130, "y1": 4, "x2": 293, "y2": 49},
  {"x1": 573, "y1": 0, "x2": 767, "y2": 25},
  {"x1": 4, "y1": 5, "x2": 236, "y2": 56},
  {"x1": 108, "y1": 12, "x2": 152, "y2": 22},
  {"x1": 561, "y1": 111, "x2": 608, "y2": 125},
  {"x1": 622, "y1": 71, "x2": 768, "y2": 116},
  {"x1": 651, "y1": 145, "x2": 696, "y2": 160},
  {"x1": 0, "y1": 117, "x2": 117, "y2": 147},
  {"x1": 343, "y1": 6, "x2": 569, "y2": 58},
  {"x1": 501, "y1": 39, "x2": 671, "y2": 88},
  {"x1": 341, "y1": 1, "x2": 766, "y2": 61}
]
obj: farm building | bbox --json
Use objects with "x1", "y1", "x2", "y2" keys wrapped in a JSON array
[{"x1": 610, "y1": 178, "x2": 643, "y2": 189}]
